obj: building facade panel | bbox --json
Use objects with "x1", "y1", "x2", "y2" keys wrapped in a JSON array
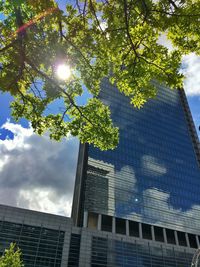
[
  {"x1": 79, "y1": 227, "x2": 194, "y2": 267},
  {"x1": 0, "y1": 205, "x2": 72, "y2": 267}
]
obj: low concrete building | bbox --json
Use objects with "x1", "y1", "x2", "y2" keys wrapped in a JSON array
[{"x1": 0, "y1": 204, "x2": 197, "y2": 267}]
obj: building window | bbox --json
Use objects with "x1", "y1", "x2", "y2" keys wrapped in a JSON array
[
  {"x1": 177, "y1": 231, "x2": 187, "y2": 247},
  {"x1": 91, "y1": 237, "x2": 107, "y2": 267},
  {"x1": 166, "y1": 229, "x2": 176, "y2": 244},
  {"x1": 101, "y1": 215, "x2": 112, "y2": 232},
  {"x1": 0, "y1": 220, "x2": 64, "y2": 267},
  {"x1": 188, "y1": 234, "x2": 197, "y2": 248},
  {"x1": 115, "y1": 218, "x2": 126, "y2": 235},
  {"x1": 154, "y1": 226, "x2": 164, "y2": 242},
  {"x1": 142, "y1": 223, "x2": 152, "y2": 240},
  {"x1": 68, "y1": 234, "x2": 81, "y2": 267},
  {"x1": 88, "y1": 212, "x2": 98, "y2": 230},
  {"x1": 129, "y1": 221, "x2": 139, "y2": 237}
]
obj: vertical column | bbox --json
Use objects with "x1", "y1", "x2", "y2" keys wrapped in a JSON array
[
  {"x1": 97, "y1": 214, "x2": 102, "y2": 231},
  {"x1": 126, "y1": 220, "x2": 129, "y2": 236},
  {"x1": 79, "y1": 229, "x2": 92, "y2": 267},
  {"x1": 83, "y1": 211, "x2": 88, "y2": 228},
  {"x1": 112, "y1": 217, "x2": 116, "y2": 234},
  {"x1": 174, "y1": 231, "x2": 179, "y2": 246},
  {"x1": 185, "y1": 233, "x2": 190, "y2": 247},
  {"x1": 60, "y1": 221, "x2": 73, "y2": 267},
  {"x1": 139, "y1": 223, "x2": 142, "y2": 239},
  {"x1": 196, "y1": 235, "x2": 200, "y2": 248},
  {"x1": 151, "y1": 225, "x2": 155, "y2": 241},
  {"x1": 163, "y1": 229, "x2": 167, "y2": 244}
]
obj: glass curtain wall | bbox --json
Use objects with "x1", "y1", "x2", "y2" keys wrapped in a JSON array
[{"x1": 84, "y1": 78, "x2": 200, "y2": 234}]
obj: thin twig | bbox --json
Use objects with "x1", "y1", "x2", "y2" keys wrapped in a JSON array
[
  {"x1": 168, "y1": 0, "x2": 178, "y2": 9},
  {"x1": 25, "y1": 58, "x2": 95, "y2": 127},
  {"x1": 89, "y1": 0, "x2": 105, "y2": 35},
  {"x1": 123, "y1": 0, "x2": 138, "y2": 56},
  {"x1": 60, "y1": 104, "x2": 72, "y2": 123},
  {"x1": 0, "y1": 40, "x2": 18, "y2": 53},
  {"x1": 61, "y1": 32, "x2": 93, "y2": 70},
  {"x1": 150, "y1": 9, "x2": 200, "y2": 17}
]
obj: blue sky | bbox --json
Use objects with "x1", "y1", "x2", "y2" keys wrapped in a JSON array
[{"x1": 0, "y1": 2, "x2": 200, "y2": 217}]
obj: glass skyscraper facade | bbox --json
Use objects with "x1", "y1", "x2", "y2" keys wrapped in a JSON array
[
  {"x1": 85, "y1": 79, "x2": 200, "y2": 232},
  {"x1": 91, "y1": 236, "x2": 193, "y2": 267},
  {"x1": 72, "y1": 78, "x2": 200, "y2": 266},
  {"x1": 73, "y1": 79, "x2": 200, "y2": 232}
]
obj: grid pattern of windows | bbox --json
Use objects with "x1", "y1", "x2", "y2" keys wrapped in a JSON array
[
  {"x1": 88, "y1": 212, "x2": 199, "y2": 249},
  {"x1": 68, "y1": 234, "x2": 81, "y2": 267},
  {"x1": 91, "y1": 236, "x2": 193, "y2": 267},
  {"x1": 84, "y1": 79, "x2": 200, "y2": 234},
  {"x1": 0, "y1": 220, "x2": 64, "y2": 267},
  {"x1": 92, "y1": 237, "x2": 108, "y2": 267}
]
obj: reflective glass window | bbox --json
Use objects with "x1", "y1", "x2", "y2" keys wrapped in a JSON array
[
  {"x1": 129, "y1": 221, "x2": 139, "y2": 237},
  {"x1": 154, "y1": 226, "x2": 164, "y2": 242},
  {"x1": 177, "y1": 231, "x2": 187, "y2": 247},
  {"x1": 116, "y1": 218, "x2": 126, "y2": 235},
  {"x1": 142, "y1": 224, "x2": 152, "y2": 240},
  {"x1": 188, "y1": 233, "x2": 197, "y2": 248},
  {"x1": 101, "y1": 215, "x2": 112, "y2": 232},
  {"x1": 166, "y1": 229, "x2": 176, "y2": 244}
]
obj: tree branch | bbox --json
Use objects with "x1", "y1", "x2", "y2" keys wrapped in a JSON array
[
  {"x1": 168, "y1": 0, "x2": 178, "y2": 10},
  {"x1": 15, "y1": 84, "x2": 41, "y2": 122},
  {"x1": 138, "y1": 55, "x2": 172, "y2": 79},
  {"x1": 89, "y1": 0, "x2": 105, "y2": 35},
  {"x1": 0, "y1": 40, "x2": 18, "y2": 53},
  {"x1": 60, "y1": 32, "x2": 93, "y2": 70},
  {"x1": 150, "y1": 8, "x2": 200, "y2": 17},
  {"x1": 123, "y1": 0, "x2": 138, "y2": 56},
  {"x1": 25, "y1": 58, "x2": 96, "y2": 127}
]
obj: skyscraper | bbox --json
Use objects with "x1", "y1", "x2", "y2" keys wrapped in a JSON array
[
  {"x1": 72, "y1": 78, "x2": 200, "y2": 266},
  {"x1": 1, "y1": 79, "x2": 199, "y2": 267}
]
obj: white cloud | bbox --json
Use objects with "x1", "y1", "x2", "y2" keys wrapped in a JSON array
[
  {"x1": 116, "y1": 161, "x2": 200, "y2": 232},
  {"x1": 115, "y1": 165, "x2": 137, "y2": 204},
  {"x1": 18, "y1": 188, "x2": 72, "y2": 216},
  {"x1": 157, "y1": 35, "x2": 200, "y2": 97},
  {"x1": 0, "y1": 121, "x2": 79, "y2": 216},
  {"x1": 181, "y1": 53, "x2": 200, "y2": 96},
  {"x1": 142, "y1": 155, "x2": 167, "y2": 176},
  {"x1": 0, "y1": 120, "x2": 32, "y2": 150},
  {"x1": 142, "y1": 187, "x2": 200, "y2": 232},
  {"x1": 157, "y1": 33, "x2": 174, "y2": 51}
]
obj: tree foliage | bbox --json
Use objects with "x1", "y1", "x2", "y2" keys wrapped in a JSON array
[
  {"x1": 0, "y1": 0, "x2": 199, "y2": 149},
  {"x1": 0, "y1": 243, "x2": 24, "y2": 267}
]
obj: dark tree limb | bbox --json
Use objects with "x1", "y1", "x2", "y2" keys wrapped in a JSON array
[{"x1": 25, "y1": 58, "x2": 96, "y2": 127}]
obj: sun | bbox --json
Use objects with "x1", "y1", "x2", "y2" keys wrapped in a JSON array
[{"x1": 56, "y1": 64, "x2": 71, "y2": 80}]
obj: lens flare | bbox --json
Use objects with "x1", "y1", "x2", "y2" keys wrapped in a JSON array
[
  {"x1": 14, "y1": 7, "x2": 59, "y2": 38},
  {"x1": 56, "y1": 64, "x2": 71, "y2": 80}
]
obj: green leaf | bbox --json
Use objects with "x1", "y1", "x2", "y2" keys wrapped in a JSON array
[
  {"x1": 0, "y1": 243, "x2": 24, "y2": 267},
  {"x1": 0, "y1": 0, "x2": 197, "y2": 150}
]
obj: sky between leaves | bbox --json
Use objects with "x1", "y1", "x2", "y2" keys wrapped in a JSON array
[{"x1": 0, "y1": 1, "x2": 200, "y2": 217}]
